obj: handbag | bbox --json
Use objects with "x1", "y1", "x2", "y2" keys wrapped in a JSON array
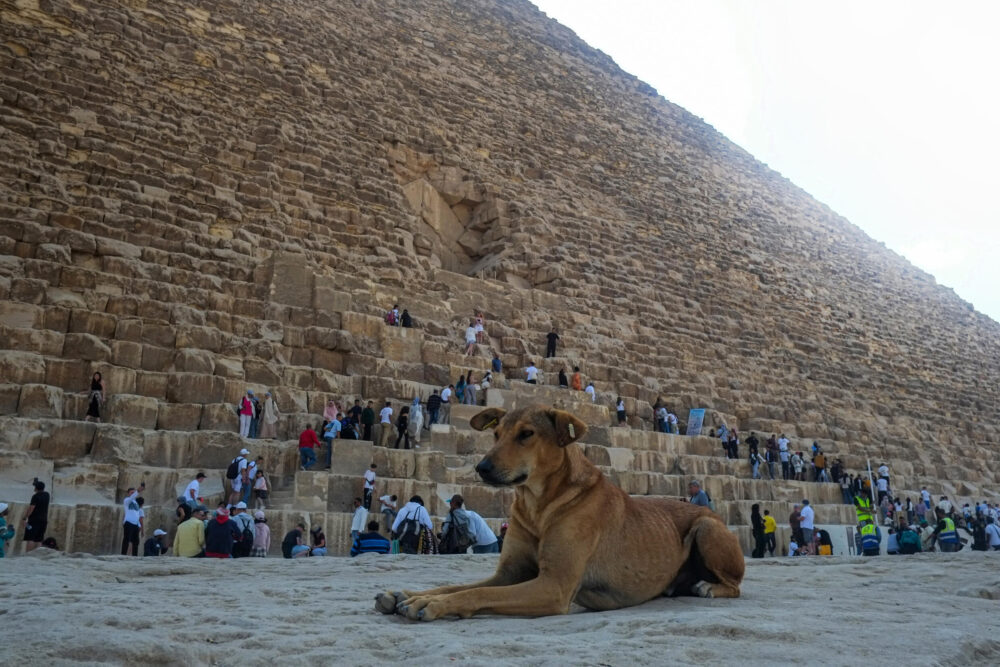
[{"x1": 390, "y1": 539, "x2": 400, "y2": 555}]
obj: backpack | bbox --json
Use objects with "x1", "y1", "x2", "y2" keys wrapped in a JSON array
[
  {"x1": 899, "y1": 530, "x2": 920, "y2": 553},
  {"x1": 439, "y1": 511, "x2": 474, "y2": 555},
  {"x1": 226, "y1": 456, "x2": 245, "y2": 480},
  {"x1": 393, "y1": 510, "x2": 422, "y2": 554},
  {"x1": 385, "y1": 311, "x2": 397, "y2": 325},
  {"x1": 234, "y1": 521, "x2": 253, "y2": 557}
]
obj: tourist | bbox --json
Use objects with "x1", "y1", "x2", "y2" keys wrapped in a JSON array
[
  {"x1": 571, "y1": 366, "x2": 583, "y2": 391},
  {"x1": 799, "y1": 500, "x2": 815, "y2": 555},
  {"x1": 751, "y1": 504, "x2": 765, "y2": 558},
  {"x1": 763, "y1": 509, "x2": 777, "y2": 556},
  {"x1": 440, "y1": 495, "x2": 472, "y2": 554},
  {"x1": 298, "y1": 424, "x2": 320, "y2": 470},
  {"x1": 227, "y1": 448, "x2": 251, "y2": 506},
  {"x1": 813, "y1": 449, "x2": 828, "y2": 482},
  {"x1": 401, "y1": 308, "x2": 413, "y2": 327},
  {"x1": 491, "y1": 353, "x2": 502, "y2": 374},
  {"x1": 746, "y1": 431, "x2": 760, "y2": 458},
  {"x1": 391, "y1": 496, "x2": 434, "y2": 555},
  {"x1": 921, "y1": 487, "x2": 931, "y2": 510},
  {"x1": 985, "y1": 517, "x2": 1000, "y2": 551},
  {"x1": 525, "y1": 361, "x2": 539, "y2": 385},
  {"x1": 937, "y1": 496, "x2": 953, "y2": 516},
  {"x1": 876, "y1": 476, "x2": 889, "y2": 506},
  {"x1": 253, "y1": 469, "x2": 269, "y2": 510},
  {"x1": 764, "y1": 448, "x2": 777, "y2": 480},
  {"x1": 349, "y1": 399, "x2": 363, "y2": 428},
  {"x1": 467, "y1": 507, "x2": 500, "y2": 553},
  {"x1": 174, "y1": 505, "x2": 207, "y2": 557},
  {"x1": 474, "y1": 311, "x2": 485, "y2": 343},
  {"x1": 791, "y1": 451, "x2": 804, "y2": 481},
  {"x1": 378, "y1": 401, "x2": 394, "y2": 447},
  {"x1": 859, "y1": 523, "x2": 881, "y2": 556},
  {"x1": 717, "y1": 423, "x2": 728, "y2": 454},
  {"x1": 440, "y1": 385, "x2": 453, "y2": 424},
  {"x1": 281, "y1": 523, "x2": 310, "y2": 558},
  {"x1": 788, "y1": 538, "x2": 801, "y2": 556},
  {"x1": 481, "y1": 371, "x2": 492, "y2": 394},
  {"x1": 238, "y1": 390, "x2": 255, "y2": 438},
  {"x1": 351, "y1": 520, "x2": 391, "y2": 556},
  {"x1": 379, "y1": 494, "x2": 398, "y2": 529},
  {"x1": 248, "y1": 392, "x2": 261, "y2": 438},
  {"x1": 655, "y1": 403, "x2": 668, "y2": 433},
  {"x1": 463, "y1": 371, "x2": 477, "y2": 406},
  {"x1": 545, "y1": 328, "x2": 559, "y2": 358},
  {"x1": 750, "y1": 451, "x2": 764, "y2": 480},
  {"x1": 789, "y1": 504, "x2": 803, "y2": 546},
  {"x1": 688, "y1": 480, "x2": 710, "y2": 507},
  {"x1": 777, "y1": 434, "x2": 790, "y2": 479},
  {"x1": 121, "y1": 482, "x2": 146, "y2": 556},
  {"x1": 310, "y1": 526, "x2": 327, "y2": 556},
  {"x1": 385, "y1": 304, "x2": 400, "y2": 326},
  {"x1": 616, "y1": 397, "x2": 626, "y2": 425},
  {"x1": 323, "y1": 417, "x2": 341, "y2": 468},
  {"x1": 252, "y1": 511, "x2": 270, "y2": 557},
  {"x1": 182, "y1": 472, "x2": 204, "y2": 508},
  {"x1": 363, "y1": 464, "x2": 377, "y2": 510},
  {"x1": 204, "y1": 507, "x2": 239, "y2": 559},
  {"x1": 84, "y1": 371, "x2": 105, "y2": 423},
  {"x1": 727, "y1": 430, "x2": 739, "y2": 460},
  {"x1": 242, "y1": 456, "x2": 260, "y2": 506},
  {"x1": 585, "y1": 382, "x2": 596, "y2": 402},
  {"x1": 394, "y1": 406, "x2": 412, "y2": 450},
  {"x1": 464, "y1": 319, "x2": 477, "y2": 356},
  {"x1": 143, "y1": 529, "x2": 169, "y2": 557},
  {"x1": 351, "y1": 498, "x2": 368, "y2": 542},
  {"x1": 455, "y1": 374, "x2": 467, "y2": 403},
  {"x1": 230, "y1": 502, "x2": 255, "y2": 558},
  {"x1": 666, "y1": 411, "x2": 678, "y2": 434},
  {"x1": 323, "y1": 399, "x2": 338, "y2": 424},
  {"x1": 840, "y1": 475, "x2": 853, "y2": 504},
  {"x1": 426, "y1": 390, "x2": 441, "y2": 427},
  {"x1": 361, "y1": 400, "x2": 376, "y2": 440},
  {"x1": 408, "y1": 397, "x2": 424, "y2": 446},
  {"x1": 0, "y1": 503, "x2": 15, "y2": 558},
  {"x1": 260, "y1": 391, "x2": 280, "y2": 439},
  {"x1": 558, "y1": 368, "x2": 568, "y2": 389},
  {"x1": 930, "y1": 514, "x2": 960, "y2": 552}
]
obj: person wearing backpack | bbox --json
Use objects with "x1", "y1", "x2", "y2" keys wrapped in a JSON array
[
  {"x1": 226, "y1": 448, "x2": 250, "y2": 505},
  {"x1": 230, "y1": 502, "x2": 255, "y2": 558},
  {"x1": 391, "y1": 495, "x2": 433, "y2": 555},
  {"x1": 439, "y1": 495, "x2": 474, "y2": 555}
]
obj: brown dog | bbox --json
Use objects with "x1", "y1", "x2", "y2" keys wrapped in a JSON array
[{"x1": 375, "y1": 405, "x2": 744, "y2": 620}]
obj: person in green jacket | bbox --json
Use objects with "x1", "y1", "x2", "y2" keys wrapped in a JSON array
[
  {"x1": 361, "y1": 401, "x2": 376, "y2": 442},
  {"x1": 0, "y1": 503, "x2": 15, "y2": 558}
]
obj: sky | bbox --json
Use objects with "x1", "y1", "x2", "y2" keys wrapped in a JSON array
[{"x1": 532, "y1": 0, "x2": 1000, "y2": 323}]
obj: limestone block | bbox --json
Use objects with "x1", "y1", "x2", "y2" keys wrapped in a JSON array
[
  {"x1": 213, "y1": 357, "x2": 244, "y2": 379},
  {"x1": 375, "y1": 358, "x2": 425, "y2": 383},
  {"x1": 90, "y1": 424, "x2": 144, "y2": 464},
  {"x1": 312, "y1": 349, "x2": 345, "y2": 375},
  {"x1": 414, "y1": 450, "x2": 447, "y2": 483},
  {"x1": 341, "y1": 311, "x2": 384, "y2": 340},
  {"x1": 62, "y1": 332, "x2": 111, "y2": 361},
  {"x1": 135, "y1": 371, "x2": 168, "y2": 400},
  {"x1": 294, "y1": 471, "x2": 329, "y2": 511},
  {"x1": 0, "y1": 417, "x2": 43, "y2": 453},
  {"x1": 143, "y1": 430, "x2": 193, "y2": 469},
  {"x1": 140, "y1": 344, "x2": 174, "y2": 372},
  {"x1": 344, "y1": 353, "x2": 378, "y2": 376},
  {"x1": 330, "y1": 440, "x2": 374, "y2": 477},
  {"x1": 372, "y1": 447, "x2": 416, "y2": 479},
  {"x1": 0, "y1": 301, "x2": 42, "y2": 328},
  {"x1": 282, "y1": 366, "x2": 314, "y2": 391},
  {"x1": 380, "y1": 326, "x2": 424, "y2": 361},
  {"x1": 185, "y1": 431, "x2": 248, "y2": 470},
  {"x1": 0, "y1": 454, "x2": 53, "y2": 502},
  {"x1": 244, "y1": 359, "x2": 280, "y2": 386},
  {"x1": 173, "y1": 347, "x2": 216, "y2": 374},
  {"x1": 269, "y1": 252, "x2": 314, "y2": 309},
  {"x1": 200, "y1": 403, "x2": 239, "y2": 432},
  {"x1": 104, "y1": 394, "x2": 158, "y2": 429},
  {"x1": 328, "y1": 474, "x2": 365, "y2": 512},
  {"x1": 428, "y1": 425, "x2": 458, "y2": 455},
  {"x1": 156, "y1": 403, "x2": 202, "y2": 431},
  {"x1": 17, "y1": 383, "x2": 64, "y2": 418},
  {"x1": 67, "y1": 309, "x2": 117, "y2": 338},
  {"x1": 166, "y1": 373, "x2": 226, "y2": 404},
  {"x1": 273, "y1": 386, "x2": 308, "y2": 414},
  {"x1": 52, "y1": 463, "x2": 119, "y2": 505},
  {"x1": 0, "y1": 383, "x2": 20, "y2": 415},
  {"x1": 114, "y1": 317, "x2": 142, "y2": 342},
  {"x1": 313, "y1": 285, "x2": 351, "y2": 314},
  {"x1": 0, "y1": 350, "x2": 46, "y2": 384},
  {"x1": 110, "y1": 339, "x2": 142, "y2": 368}
]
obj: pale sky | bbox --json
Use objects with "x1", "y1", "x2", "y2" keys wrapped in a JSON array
[{"x1": 533, "y1": 0, "x2": 1000, "y2": 323}]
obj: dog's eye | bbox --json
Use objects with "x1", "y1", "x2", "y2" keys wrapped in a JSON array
[
  {"x1": 493, "y1": 431, "x2": 499, "y2": 441},
  {"x1": 518, "y1": 430, "x2": 534, "y2": 440}
]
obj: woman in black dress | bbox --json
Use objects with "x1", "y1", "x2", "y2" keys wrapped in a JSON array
[
  {"x1": 751, "y1": 503, "x2": 766, "y2": 558},
  {"x1": 394, "y1": 406, "x2": 411, "y2": 449},
  {"x1": 85, "y1": 372, "x2": 104, "y2": 422}
]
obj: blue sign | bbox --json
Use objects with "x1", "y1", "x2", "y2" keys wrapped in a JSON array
[{"x1": 686, "y1": 409, "x2": 706, "y2": 436}]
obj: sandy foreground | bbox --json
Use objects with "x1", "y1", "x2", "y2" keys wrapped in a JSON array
[{"x1": 2, "y1": 550, "x2": 999, "y2": 666}]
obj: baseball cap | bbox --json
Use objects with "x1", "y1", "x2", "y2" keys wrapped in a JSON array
[
  {"x1": 153, "y1": 529, "x2": 167, "y2": 537},
  {"x1": 254, "y1": 510, "x2": 265, "y2": 520},
  {"x1": 235, "y1": 501, "x2": 247, "y2": 509},
  {"x1": 240, "y1": 448, "x2": 249, "y2": 456},
  {"x1": 193, "y1": 504, "x2": 208, "y2": 513}
]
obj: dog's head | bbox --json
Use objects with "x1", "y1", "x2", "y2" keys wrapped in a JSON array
[{"x1": 469, "y1": 405, "x2": 587, "y2": 487}]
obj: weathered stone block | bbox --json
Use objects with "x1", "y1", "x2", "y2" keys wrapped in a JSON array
[
  {"x1": 105, "y1": 394, "x2": 158, "y2": 429},
  {"x1": 0, "y1": 384, "x2": 21, "y2": 415},
  {"x1": 0, "y1": 351, "x2": 46, "y2": 384},
  {"x1": 135, "y1": 371, "x2": 168, "y2": 400},
  {"x1": 90, "y1": 424, "x2": 144, "y2": 464},
  {"x1": 110, "y1": 339, "x2": 142, "y2": 368},
  {"x1": 156, "y1": 403, "x2": 202, "y2": 431},
  {"x1": 199, "y1": 403, "x2": 239, "y2": 432},
  {"x1": 294, "y1": 471, "x2": 329, "y2": 511},
  {"x1": 62, "y1": 332, "x2": 111, "y2": 361},
  {"x1": 0, "y1": 301, "x2": 42, "y2": 328},
  {"x1": 166, "y1": 373, "x2": 226, "y2": 404},
  {"x1": 67, "y1": 309, "x2": 117, "y2": 338},
  {"x1": 143, "y1": 430, "x2": 193, "y2": 469},
  {"x1": 380, "y1": 325, "x2": 424, "y2": 361},
  {"x1": 17, "y1": 383, "x2": 64, "y2": 418},
  {"x1": 174, "y1": 348, "x2": 216, "y2": 374}
]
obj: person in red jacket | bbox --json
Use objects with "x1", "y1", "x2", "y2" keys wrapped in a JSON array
[{"x1": 298, "y1": 425, "x2": 320, "y2": 470}]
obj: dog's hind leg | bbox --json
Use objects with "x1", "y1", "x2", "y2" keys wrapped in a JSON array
[{"x1": 688, "y1": 517, "x2": 745, "y2": 599}]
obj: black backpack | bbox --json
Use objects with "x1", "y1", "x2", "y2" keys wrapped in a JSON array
[
  {"x1": 394, "y1": 511, "x2": 422, "y2": 554},
  {"x1": 226, "y1": 456, "x2": 245, "y2": 480},
  {"x1": 234, "y1": 522, "x2": 253, "y2": 557},
  {"x1": 440, "y1": 511, "x2": 474, "y2": 555}
]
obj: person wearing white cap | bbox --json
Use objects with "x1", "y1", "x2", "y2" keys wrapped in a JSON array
[
  {"x1": 228, "y1": 449, "x2": 250, "y2": 505},
  {"x1": 143, "y1": 528, "x2": 169, "y2": 557},
  {"x1": 0, "y1": 503, "x2": 15, "y2": 558},
  {"x1": 251, "y1": 510, "x2": 270, "y2": 557},
  {"x1": 230, "y1": 501, "x2": 255, "y2": 558}
]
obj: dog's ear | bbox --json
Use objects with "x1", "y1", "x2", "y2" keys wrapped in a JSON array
[
  {"x1": 470, "y1": 408, "x2": 506, "y2": 431},
  {"x1": 548, "y1": 409, "x2": 587, "y2": 447}
]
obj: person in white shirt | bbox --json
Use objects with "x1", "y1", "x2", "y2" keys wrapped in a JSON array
[
  {"x1": 379, "y1": 494, "x2": 398, "y2": 529},
  {"x1": 666, "y1": 412, "x2": 678, "y2": 433},
  {"x1": 798, "y1": 499, "x2": 815, "y2": 555},
  {"x1": 229, "y1": 448, "x2": 250, "y2": 505},
  {"x1": 363, "y1": 464, "x2": 377, "y2": 510},
  {"x1": 121, "y1": 482, "x2": 146, "y2": 556},
  {"x1": 440, "y1": 385, "x2": 453, "y2": 425},
  {"x1": 525, "y1": 362, "x2": 539, "y2": 385},
  {"x1": 378, "y1": 402, "x2": 393, "y2": 448},
  {"x1": 788, "y1": 539, "x2": 800, "y2": 556},
  {"x1": 778, "y1": 435, "x2": 790, "y2": 479},
  {"x1": 351, "y1": 497, "x2": 369, "y2": 541},
  {"x1": 921, "y1": 487, "x2": 931, "y2": 510},
  {"x1": 985, "y1": 517, "x2": 1000, "y2": 551},
  {"x1": 391, "y1": 497, "x2": 434, "y2": 533},
  {"x1": 466, "y1": 509, "x2": 499, "y2": 553},
  {"x1": 464, "y1": 320, "x2": 477, "y2": 356},
  {"x1": 876, "y1": 477, "x2": 889, "y2": 505},
  {"x1": 584, "y1": 382, "x2": 596, "y2": 402},
  {"x1": 184, "y1": 473, "x2": 205, "y2": 507},
  {"x1": 877, "y1": 463, "x2": 889, "y2": 479}
]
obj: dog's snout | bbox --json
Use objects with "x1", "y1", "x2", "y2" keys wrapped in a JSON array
[{"x1": 475, "y1": 458, "x2": 494, "y2": 476}]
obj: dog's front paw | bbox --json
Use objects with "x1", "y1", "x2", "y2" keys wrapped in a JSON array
[
  {"x1": 374, "y1": 591, "x2": 406, "y2": 615},
  {"x1": 398, "y1": 594, "x2": 447, "y2": 621},
  {"x1": 692, "y1": 580, "x2": 715, "y2": 599}
]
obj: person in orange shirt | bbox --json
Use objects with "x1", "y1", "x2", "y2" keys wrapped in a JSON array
[{"x1": 570, "y1": 366, "x2": 583, "y2": 391}]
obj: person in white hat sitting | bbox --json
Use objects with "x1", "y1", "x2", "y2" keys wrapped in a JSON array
[{"x1": 143, "y1": 528, "x2": 169, "y2": 557}]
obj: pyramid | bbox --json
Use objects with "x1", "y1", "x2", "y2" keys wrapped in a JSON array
[{"x1": 1, "y1": 0, "x2": 997, "y2": 555}]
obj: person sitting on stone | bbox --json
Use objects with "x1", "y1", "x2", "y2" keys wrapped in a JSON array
[
  {"x1": 143, "y1": 529, "x2": 169, "y2": 557},
  {"x1": 351, "y1": 520, "x2": 390, "y2": 556},
  {"x1": 401, "y1": 309, "x2": 413, "y2": 328},
  {"x1": 310, "y1": 525, "x2": 327, "y2": 556},
  {"x1": 282, "y1": 523, "x2": 311, "y2": 558},
  {"x1": 558, "y1": 368, "x2": 569, "y2": 388}
]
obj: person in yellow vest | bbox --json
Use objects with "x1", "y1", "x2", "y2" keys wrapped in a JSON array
[
  {"x1": 854, "y1": 494, "x2": 874, "y2": 525},
  {"x1": 859, "y1": 522, "x2": 881, "y2": 556},
  {"x1": 763, "y1": 509, "x2": 777, "y2": 556},
  {"x1": 931, "y1": 516, "x2": 960, "y2": 552}
]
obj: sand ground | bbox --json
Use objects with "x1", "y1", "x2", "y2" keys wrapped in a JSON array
[{"x1": 2, "y1": 550, "x2": 999, "y2": 666}]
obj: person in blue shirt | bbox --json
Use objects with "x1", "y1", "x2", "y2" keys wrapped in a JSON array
[
  {"x1": 351, "y1": 521, "x2": 391, "y2": 556},
  {"x1": 323, "y1": 417, "x2": 342, "y2": 469},
  {"x1": 491, "y1": 354, "x2": 502, "y2": 373}
]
